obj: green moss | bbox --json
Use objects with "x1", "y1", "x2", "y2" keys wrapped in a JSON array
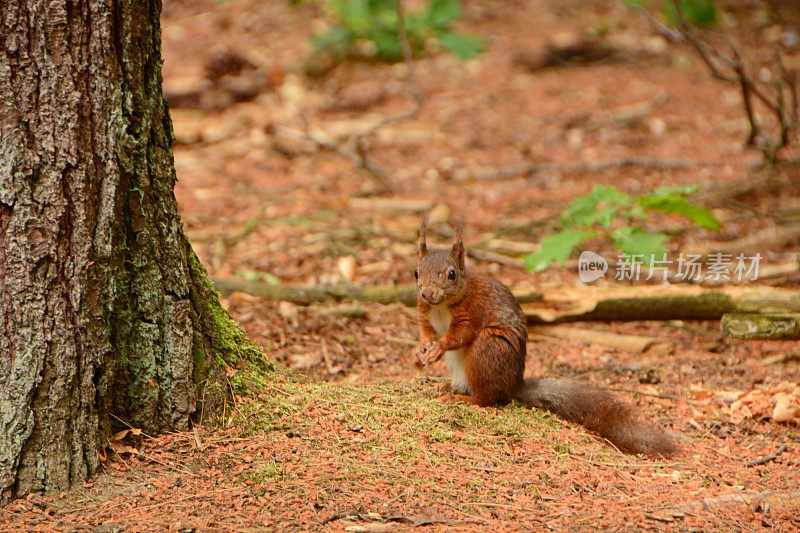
[
  {"x1": 231, "y1": 378, "x2": 556, "y2": 439},
  {"x1": 191, "y1": 341, "x2": 209, "y2": 385},
  {"x1": 550, "y1": 442, "x2": 572, "y2": 456},
  {"x1": 240, "y1": 461, "x2": 287, "y2": 484},
  {"x1": 226, "y1": 375, "x2": 603, "y2": 507},
  {"x1": 188, "y1": 250, "x2": 274, "y2": 374},
  {"x1": 229, "y1": 375, "x2": 571, "y2": 491}
]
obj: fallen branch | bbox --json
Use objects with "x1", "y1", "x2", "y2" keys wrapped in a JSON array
[
  {"x1": 467, "y1": 248, "x2": 526, "y2": 268},
  {"x1": 523, "y1": 285, "x2": 800, "y2": 323},
  {"x1": 724, "y1": 198, "x2": 788, "y2": 224},
  {"x1": 346, "y1": 197, "x2": 432, "y2": 213},
  {"x1": 745, "y1": 443, "x2": 788, "y2": 467},
  {"x1": 454, "y1": 157, "x2": 700, "y2": 183},
  {"x1": 214, "y1": 279, "x2": 543, "y2": 307},
  {"x1": 666, "y1": 489, "x2": 800, "y2": 515},
  {"x1": 215, "y1": 279, "x2": 419, "y2": 306},
  {"x1": 721, "y1": 313, "x2": 800, "y2": 340},
  {"x1": 319, "y1": 305, "x2": 367, "y2": 319},
  {"x1": 527, "y1": 291, "x2": 736, "y2": 323},
  {"x1": 220, "y1": 207, "x2": 266, "y2": 247},
  {"x1": 601, "y1": 387, "x2": 685, "y2": 403},
  {"x1": 567, "y1": 93, "x2": 669, "y2": 132},
  {"x1": 530, "y1": 325, "x2": 671, "y2": 354},
  {"x1": 216, "y1": 279, "x2": 799, "y2": 328},
  {"x1": 487, "y1": 214, "x2": 559, "y2": 240},
  {"x1": 477, "y1": 238, "x2": 541, "y2": 255},
  {"x1": 694, "y1": 165, "x2": 796, "y2": 206},
  {"x1": 386, "y1": 336, "x2": 417, "y2": 346},
  {"x1": 690, "y1": 223, "x2": 800, "y2": 255},
  {"x1": 760, "y1": 351, "x2": 800, "y2": 365}
]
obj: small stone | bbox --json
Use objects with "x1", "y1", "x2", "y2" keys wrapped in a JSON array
[
  {"x1": 438, "y1": 156, "x2": 458, "y2": 172},
  {"x1": 643, "y1": 36, "x2": 667, "y2": 54},
  {"x1": 649, "y1": 117, "x2": 666, "y2": 137},
  {"x1": 566, "y1": 128, "x2": 583, "y2": 150},
  {"x1": 424, "y1": 167, "x2": 441, "y2": 181},
  {"x1": 781, "y1": 29, "x2": 799, "y2": 48},
  {"x1": 278, "y1": 301, "x2": 298, "y2": 319},
  {"x1": 337, "y1": 256, "x2": 357, "y2": 282}
]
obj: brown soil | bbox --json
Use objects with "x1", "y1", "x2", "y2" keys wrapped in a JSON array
[{"x1": 3, "y1": 0, "x2": 800, "y2": 531}]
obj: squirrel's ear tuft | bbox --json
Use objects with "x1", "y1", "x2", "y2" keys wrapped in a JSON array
[
  {"x1": 450, "y1": 216, "x2": 465, "y2": 269},
  {"x1": 419, "y1": 213, "x2": 429, "y2": 258}
]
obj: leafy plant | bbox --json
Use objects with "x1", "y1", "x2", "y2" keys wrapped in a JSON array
[
  {"x1": 524, "y1": 185, "x2": 720, "y2": 272},
  {"x1": 662, "y1": 0, "x2": 717, "y2": 28},
  {"x1": 305, "y1": 0, "x2": 485, "y2": 62},
  {"x1": 624, "y1": 0, "x2": 718, "y2": 28}
]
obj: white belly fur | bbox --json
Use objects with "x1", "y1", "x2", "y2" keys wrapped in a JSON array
[
  {"x1": 428, "y1": 304, "x2": 451, "y2": 337},
  {"x1": 428, "y1": 304, "x2": 471, "y2": 395}
]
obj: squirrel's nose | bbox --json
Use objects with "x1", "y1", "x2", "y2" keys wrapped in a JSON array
[{"x1": 421, "y1": 288, "x2": 433, "y2": 300}]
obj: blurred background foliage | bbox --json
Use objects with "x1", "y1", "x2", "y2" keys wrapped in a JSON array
[{"x1": 291, "y1": 0, "x2": 485, "y2": 61}]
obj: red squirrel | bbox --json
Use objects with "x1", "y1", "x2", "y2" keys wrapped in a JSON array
[{"x1": 412, "y1": 215, "x2": 677, "y2": 456}]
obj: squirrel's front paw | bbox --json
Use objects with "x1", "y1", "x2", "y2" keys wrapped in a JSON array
[
  {"x1": 412, "y1": 342, "x2": 432, "y2": 368},
  {"x1": 435, "y1": 381, "x2": 453, "y2": 395},
  {"x1": 423, "y1": 342, "x2": 444, "y2": 365}
]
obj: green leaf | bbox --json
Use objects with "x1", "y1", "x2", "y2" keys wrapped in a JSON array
[
  {"x1": 340, "y1": 0, "x2": 370, "y2": 34},
  {"x1": 595, "y1": 204, "x2": 619, "y2": 228},
  {"x1": 427, "y1": 0, "x2": 460, "y2": 30},
  {"x1": 561, "y1": 185, "x2": 631, "y2": 228},
  {"x1": 313, "y1": 26, "x2": 353, "y2": 53},
  {"x1": 375, "y1": 3, "x2": 398, "y2": 30},
  {"x1": 620, "y1": 204, "x2": 648, "y2": 220},
  {"x1": 370, "y1": 30, "x2": 403, "y2": 59},
  {"x1": 524, "y1": 229, "x2": 594, "y2": 272},
  {"x1": 560, "y1": 195, "x2": 598, "y2": 227},
  {"x1": 304, "y1": 0, "x2": 484, "y2": 64},
  {"x1": 621, "y1": 0, "x2": 649, "y2": 7},
  {"x1": 663, "y1": 0, "x2": 718, "y2": 28},
  {"x1": 438, "y1": 32, "x2": 485, "y2": 59},
  {"x1": 610, "y1": 226, "x2": 668, "y2": 262},
  {"x1": 638, "y1": 196, "x2": 720, "y2": 230}
]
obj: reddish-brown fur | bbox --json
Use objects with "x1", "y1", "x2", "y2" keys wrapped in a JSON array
[
  {"x1": 413, "y1": 216, "x2": 678, "y2": 457},
  {"x1": 417, "y1": 273, "x2": 526, "y2": 406}
]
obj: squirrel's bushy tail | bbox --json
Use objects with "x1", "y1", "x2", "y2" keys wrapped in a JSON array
[{"x1": 515, "y1": 378, "x2": 677, "y2": 456}]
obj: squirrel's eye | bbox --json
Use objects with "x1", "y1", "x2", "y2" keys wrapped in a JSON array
[
  {"x1": 414, "y1": 270, "x2": 418, "y2": 280},
  {"x1": 448, "y1": 268, "x2": 456, "y2": 280}
]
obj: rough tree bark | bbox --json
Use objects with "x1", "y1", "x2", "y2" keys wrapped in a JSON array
[{"x1": 0, "y1": 0, "x2": 265, "y2": 502}]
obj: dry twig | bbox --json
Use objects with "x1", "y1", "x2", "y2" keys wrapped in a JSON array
[
  {"x1": 306, "y1": 0, "x2": 424, "y2": 193},
  {"x1": 667, "y1": 0, "x2": 799, "y2": 162},
  {"x1": 453, "y1": 157, "x2": 700, "y2": 183},
  {"x1": 745, "y1": 443, "x2": 788, "y2": 467},
  {"x1": 760, "y1": 351, "x2": 800, "y2": 365}
]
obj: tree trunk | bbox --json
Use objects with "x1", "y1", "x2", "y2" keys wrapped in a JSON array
[{"x1": 0, "y1": 0, "x2": 264, "y2": 502}]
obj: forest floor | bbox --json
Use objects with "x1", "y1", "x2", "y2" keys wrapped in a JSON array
[{"x1": 3, "y1": 0, "x2": 800, "y2": 531}]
